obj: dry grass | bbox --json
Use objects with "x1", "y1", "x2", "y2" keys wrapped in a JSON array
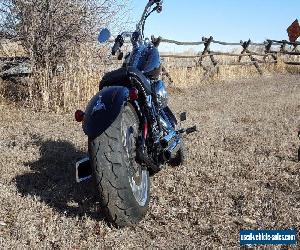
[
  {"x1": 0, "y1": 74, "x2": 299, "y2": 249},
  {"x1": 30, "y1": 62, "x2": 103, "y2": 113},
  {"x1": 164, "y1": 56, "x2": 293, "y2": 89},
  {"x1": 0, "y1": 40, "x2": 28, "y2": 57},
  {"x1": 1, "y1": 41, "x2": 300, "y2": 111},
  {"x1": 0, "y1": 44, "x2": 109, "y2": 112},
  {"x1": 0, "y1": 40, "x2": 115, "y2": 112}
]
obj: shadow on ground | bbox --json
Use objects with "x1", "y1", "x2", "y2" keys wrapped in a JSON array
[{"x1": 15, "y1": 139, "x2": 104, "y2": 220}]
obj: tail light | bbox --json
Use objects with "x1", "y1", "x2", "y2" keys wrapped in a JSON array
[
  {"x1": 75, "y1": 110, "x2": 85, "y2": 122},
  {"x1": 129, "y1": 88, "x2": 139, "y2": 101},
  {"x1": 143, "y1": 121, "x2": 148, "y2": 139}
]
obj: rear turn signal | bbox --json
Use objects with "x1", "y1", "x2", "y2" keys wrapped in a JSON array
[
  {"x1": 129, "y1": 88, "x2": 139, "y2": 101},
  {"x1": 75, "y1": 110, "x2": 85, "y2": 122}
]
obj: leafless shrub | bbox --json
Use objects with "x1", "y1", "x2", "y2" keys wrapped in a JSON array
[{"x1": 0, "y1": 0, "x2": 129, "y2": 110}]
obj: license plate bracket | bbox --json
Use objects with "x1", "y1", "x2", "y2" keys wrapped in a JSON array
[{"x1": 75, "y1": 157, "x2": 92, "y2": 183}]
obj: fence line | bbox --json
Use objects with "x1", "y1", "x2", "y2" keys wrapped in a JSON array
[
  {"x1": 160, "y1": 36, "x2": 300, "y2": 77},
  {"x1": 1, "y1": 37, "x2": 300, "y2": 79}
]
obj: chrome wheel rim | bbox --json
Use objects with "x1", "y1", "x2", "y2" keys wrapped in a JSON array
[
  {"x1": 122, "y1": 117, "x2": 148, "y2": 207},
  {"x1": 128, "y1": 169, "x2": 148, "y2": 206}
]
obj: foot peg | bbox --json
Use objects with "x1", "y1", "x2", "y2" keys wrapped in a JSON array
[
  {"x1": 178, "y1": 112, "x2": 197, "y2": 135},
  {"x1": 178, "y1": 125, "x2": 197, "y2": 135},
  {"x1": 186, "y1": 125, "x2": 197, "y2": 134}
]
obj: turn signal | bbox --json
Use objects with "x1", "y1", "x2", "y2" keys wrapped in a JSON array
[
  {"x1": 75, "y1": 110, "x2": 85, "y2": 122},
  {"x1": 129, "y1": 88, "x2": 139, "y2": 101}
]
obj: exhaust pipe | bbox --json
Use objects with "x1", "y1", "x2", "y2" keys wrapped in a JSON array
[{"x1": 164, "y1": 138, "x2": 181, "y2": 160}]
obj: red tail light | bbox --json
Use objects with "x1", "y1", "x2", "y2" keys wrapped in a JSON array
[
  {"x1": 143, "y1": 121, "x2": 148, "y2": 139},
  {"x1": 129, "y1": 88, "x2": 139, "y2": 101},
  {"x1": 75, "y1": 110, "x2": 85, "y2": 122}
]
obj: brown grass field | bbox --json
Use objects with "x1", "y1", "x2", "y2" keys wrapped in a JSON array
[{"x1": 0, "y1": 74, "x2": 300, "y2": 248}]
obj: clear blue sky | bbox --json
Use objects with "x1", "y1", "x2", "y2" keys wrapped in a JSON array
[{"x1": 131, "y1": 0, "x2": 300, "y2": 51}]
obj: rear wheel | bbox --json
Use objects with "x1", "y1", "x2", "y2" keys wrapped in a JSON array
[{"x1": 88, "y1": 103, "x2": 150, "y2": 227}]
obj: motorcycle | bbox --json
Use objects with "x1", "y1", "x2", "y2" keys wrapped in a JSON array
[{"x1": 75, "y1": 0, "x2": 197, "y2": 227}]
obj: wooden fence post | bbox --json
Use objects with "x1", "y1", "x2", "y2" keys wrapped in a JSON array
[
  {"x1": 238, "y1": 39, "x2": 250, "y2": 62},
  {"x1": 280, "y1": 41, "x2": 287, "y2": 53},
  {"x1": 197, "y1": 36, "x2": 213, "y2": 71},
  {"x1": 199, "y1": 36, "x2": 219, "y2": 77},
  {"x1": 292, "y1": 44, "x2": 298, "y2": 52},
  {"x1": 264, "y1": 40, "x2": 277, "y2": 61},
  {"x1": 240, "y1": 39, "x2": 263, "y2": 75}
]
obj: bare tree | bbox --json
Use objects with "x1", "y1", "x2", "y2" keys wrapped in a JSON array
[
  {"x1": 0, "y1": 0, "x2": 130, "y2": 109},
  {"x1": 0, "y1": 0, "x2": 129, "y2": 70}
]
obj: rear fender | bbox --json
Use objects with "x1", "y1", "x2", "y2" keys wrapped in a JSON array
[{"x1": 83, "y1": 86, "x2": 129, "y2": 139}]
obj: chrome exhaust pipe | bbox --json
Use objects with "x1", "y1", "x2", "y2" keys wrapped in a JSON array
[{"x1": 164, "y1": 138, "x2": 181, "y2": 160}]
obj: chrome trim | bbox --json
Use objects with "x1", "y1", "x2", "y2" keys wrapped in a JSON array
[
  {"x1": 128, "y1": 170, "x2": 148, "y2": 206},
  {"x1": 164, "y1": 138, "x2": 181, "y2": 160},
  {"x1": 154, "y1": 80, "x2": 168, "y2": 109},
  {"x1": 160, "y1": 130, "x2": 176, "y2": 148}
]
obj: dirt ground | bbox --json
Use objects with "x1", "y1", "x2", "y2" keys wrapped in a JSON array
[{"x1": 0, "y1": 74, "x2": 299, "y2": 249}]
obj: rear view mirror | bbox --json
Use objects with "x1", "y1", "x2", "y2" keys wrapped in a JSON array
[
  {"x1": 156, "y1": 5, "x2": 162, "y2": 13},
  {"x1": 98, "y1": 28, "x2": 111, "y2": 43}
]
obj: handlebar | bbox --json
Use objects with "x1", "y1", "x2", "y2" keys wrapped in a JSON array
[
  {"x1": 151, "y1": 35, "x2": 162, "y2": 47},
  {"x1": 137, "y1": 0, "x2": 163, "y2": 35},
  {"x1": 111, "y1": 0, "x2": 163, "y2": 55},
  {"x1": 112, "y1": 35, "x2": 124, "y2": 55}
]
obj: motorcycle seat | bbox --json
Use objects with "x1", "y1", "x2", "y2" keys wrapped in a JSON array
[{"x1": 99, "y1": 67, "x2": 152, "y2": 95}]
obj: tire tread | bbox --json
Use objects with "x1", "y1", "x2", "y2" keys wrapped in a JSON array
[{"x1": 88, "y1": 104, "x2": 149, "y2": 227}]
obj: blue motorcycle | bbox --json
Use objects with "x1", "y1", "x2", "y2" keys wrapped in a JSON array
[{"x1": 75, "y1": 0, "x2": 196, "y2": 227}]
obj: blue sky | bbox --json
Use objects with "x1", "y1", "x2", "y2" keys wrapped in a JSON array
[{"x1": 131, "y1": 0, "x2": 300, "y2": 51}]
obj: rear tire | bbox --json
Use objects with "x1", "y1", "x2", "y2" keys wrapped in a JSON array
[{"x1": 88, "y1": 103, "x2": 150, "y2": 227}]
